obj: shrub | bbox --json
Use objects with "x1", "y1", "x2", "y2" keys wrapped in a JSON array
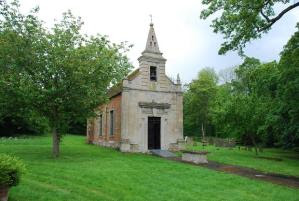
[{"x1": 0, "y1": 154, "x2": 25, "y2": 187}]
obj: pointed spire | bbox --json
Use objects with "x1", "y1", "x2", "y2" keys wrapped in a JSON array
[
  {"x1": 143, "y1": 21, "x2": 161, "y2": 54},
  {"x1": 138, "y1": 18, "x2": 166, "y2": 62}
]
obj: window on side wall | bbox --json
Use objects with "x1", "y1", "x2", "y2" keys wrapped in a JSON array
[
  {"x1": 98, "y1": 114, "x2": 102, "y2": 136},
  {"x1": 110, "y1": 110, "x2": 114, "y2": 136},
  {"x1": 150, "y1": 66, "x2": 157, "y2": 81}
]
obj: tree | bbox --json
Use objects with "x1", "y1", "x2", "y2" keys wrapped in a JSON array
[
  {"x1": 200, "y1": 0, "x2": 299, "y2": 55},
  {"x1": 210, "y1": 82, "x2": 233, "y2": 138},
  {"x1": 210, "y1": 57, "x2": 280, "y2": 153},
  {"x1": 184, "y1": 68, "x2": 218, "y2": 137},
  {"x1": 231, "y1": 58, "x2": 280, "y2": 153},
  {"x1": 218, "y1": 66, "x2": 236, "y2": 84},
  {"x1": 0, "y1": 1, "x2": 49, "y2": 135},
  {"x1": 275, "y1": 23, "x2": 299, "y2": 148},
  {"x1": 0, "y1": 1, "x2": 132, "y2": 157},
  {"x1": 183, "y1": 24, "x2": 299, "y2": 150}
]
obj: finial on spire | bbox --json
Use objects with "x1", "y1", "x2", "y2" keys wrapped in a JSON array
[
  {"x1": 149, "y1": 14, "x2": 153, "y2": 26},
  {"x1": 177, "y1": 74, "x2": 181, "y2": 85}
]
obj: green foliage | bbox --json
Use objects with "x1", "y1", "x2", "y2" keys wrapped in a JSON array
[
  {"x1": 0, "y1": 1, "x2": 48, "y2": 136},
  {"x1": 211, "y1": 58, "x2": 281, "y2": 149},
  {"x1": 200, "y1": 0, "x2": 299, "y2": 55},
  {"x1": 0, "y1": 1, "x2": 132, "y2": 156},
  {"x1": 0, "y1": 114, "x2": 49, "y2": 137},
  {"x1": 184, "y1": 24, "x2": 299, "y2": 149},
  {"x1": 67, "y1": 117, "x2": 86, "y2": 135},
  {"x1": 275, "y1": 23, "x2": 299, "y2": 148},
  {"x1": 232, "y1": 59, "x2": 279, "y2": 147},
  {"x1": 184, "y1": 68, "x2": 218, "y2": 136},
  {"x1": 211, "y1": 83, "x2": 235, "y2": 138},
  {"x1": 0, "y1": 154, "x2": 25, "y2": 187}
]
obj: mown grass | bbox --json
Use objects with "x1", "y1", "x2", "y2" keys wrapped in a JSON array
[
  {"x1": 0, "y1": 135, "x2": 298, "y2": 201},
  {"x1": 186, "y1": 144, "x2": 299, "y2": 177}
]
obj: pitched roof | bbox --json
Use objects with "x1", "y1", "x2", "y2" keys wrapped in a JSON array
[
  {"x1": 127, "y1": 68, "x2": 140, "y2": 81},
  {"x1": 107, "y1": 68, "x2": 140, "y2": 98},
  {"x1": 107, "y1": 82, "x2": 123, "y2": 98}
]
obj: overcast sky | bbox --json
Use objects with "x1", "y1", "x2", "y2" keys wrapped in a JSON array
[{"x1": 17, "y1": 0, "x2": 299, "y2": 83}]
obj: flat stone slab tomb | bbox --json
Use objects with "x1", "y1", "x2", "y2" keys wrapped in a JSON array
[{"x1": 182, "y1": 151, "x2": 209, "y2": 164}]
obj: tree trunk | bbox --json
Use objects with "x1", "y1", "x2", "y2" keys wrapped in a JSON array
[
  {"x1": 201, "y1": 123, "x2": 206, "y2": 147},
  {"x1": 249, "y1": 134, "x2": 258, "y2": 155},
  {"x1": 52, "y1": 127, "x2": 60, "y2": 158},
  {"x1": 201, "y1": 123, "x2": 205, "y2": 139}
]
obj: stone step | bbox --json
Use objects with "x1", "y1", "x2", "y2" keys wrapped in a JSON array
[{"x1": 150, "y1": 149, "x2": 176, "y2": 158}]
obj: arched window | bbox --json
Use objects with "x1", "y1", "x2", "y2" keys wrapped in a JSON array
[
  {"x1": 110, "y1": 110, "x2": 114, "y2": 136},
  {"x1": 98, "y1": 114, "x2": 102, "y2": 136}
]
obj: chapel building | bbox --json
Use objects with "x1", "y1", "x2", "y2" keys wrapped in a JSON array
[{"x1": 86, "y1": 22, "x2": 184, "y2": 152}]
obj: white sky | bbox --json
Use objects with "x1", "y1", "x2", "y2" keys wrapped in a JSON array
[{"x1": 16, "y1": 0, "x2": 299, "y2": 83}]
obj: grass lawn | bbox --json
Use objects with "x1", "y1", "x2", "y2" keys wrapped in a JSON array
[
  {"x1": 0, "y1": 135, "x2": 298, "y2": 201},
  {"x1": 186, "y1": 144, "x2": 299, "y2": 177}
]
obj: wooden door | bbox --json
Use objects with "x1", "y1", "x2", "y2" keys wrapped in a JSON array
[{"x1": 148, "y1": 117, "x2": 161, "y2": 150}]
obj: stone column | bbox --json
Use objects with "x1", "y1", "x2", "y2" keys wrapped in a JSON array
[{"x1": 120, "y1": 83, "x2": 130, "y2": 152}]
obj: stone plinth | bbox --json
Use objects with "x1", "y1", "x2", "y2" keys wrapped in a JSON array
[
  {"x1": 120, "y1": 139, "x2": 130, "y2": 152},
  {"x1": 177, "y1": 139, "x2": 185, "y2": 150}
]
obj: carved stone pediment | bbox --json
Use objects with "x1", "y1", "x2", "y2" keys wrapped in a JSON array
[{"x1": 138, "y1": 101, "x2": 171, "y2": 109}]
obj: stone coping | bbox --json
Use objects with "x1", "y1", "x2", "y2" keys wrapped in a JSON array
[{"x1": 182, "y1": 150, "x2": 209, "y2": 155}]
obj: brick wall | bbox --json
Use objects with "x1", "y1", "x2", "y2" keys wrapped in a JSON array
[{"x1": 87, "y1": 94, "x2": 122, "y2": 146}]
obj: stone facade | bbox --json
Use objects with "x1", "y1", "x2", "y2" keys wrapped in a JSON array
[{"x1": 87, "y1": 22, "x2": 184, "y2": 152}]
